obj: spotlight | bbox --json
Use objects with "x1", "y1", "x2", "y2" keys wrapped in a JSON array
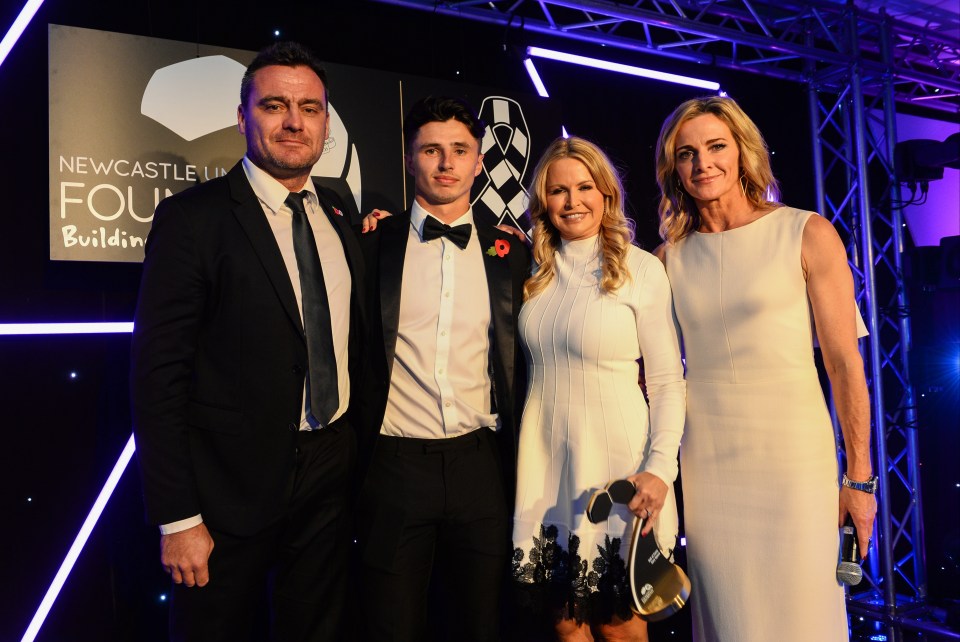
[{"x1": 894, "y1": 132, "x2": 960, "y2": 187}]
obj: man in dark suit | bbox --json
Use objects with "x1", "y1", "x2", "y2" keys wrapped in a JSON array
[
  {"x1": 356, "y1": 96, "x2": 530, "y2": 641},
  {"x1": 130, "y1": 42, "x2": 363, "y2": 641}
]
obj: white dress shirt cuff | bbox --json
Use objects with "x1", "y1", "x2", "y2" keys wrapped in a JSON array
[{"x1": 159, "y1": 514, "x2": 203, "y2": 535}]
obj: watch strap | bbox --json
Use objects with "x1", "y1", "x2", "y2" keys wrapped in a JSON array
[{"x1": 842, "y1": 473, "x2": 878, "y2": 494}]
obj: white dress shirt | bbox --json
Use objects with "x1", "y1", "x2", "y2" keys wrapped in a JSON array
[
  {"x1": 160, "y1": 158, "x2": 351, "y2": 535},
  {"x1": 380, "y1": 202, "x2": 497, "y2": 439}
]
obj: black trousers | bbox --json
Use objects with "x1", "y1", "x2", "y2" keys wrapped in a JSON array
[
  {"x1": 357, "y1": 428, "x2": 510, "y2": 642},
  {"x1": 169, "y1": 420, "x2": 356, "y2": 642}
]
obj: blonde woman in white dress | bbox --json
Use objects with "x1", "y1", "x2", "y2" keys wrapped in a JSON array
[
  {"x1": 654, "y1": 96, "x2": 877, "y2": 641},
  {"x1": 511, "y1": 136, "x2": 686, "y2": 642}
]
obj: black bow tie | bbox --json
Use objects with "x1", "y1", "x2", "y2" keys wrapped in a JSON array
[{"x1": 421, "y1": 216, "x2": 472, "y2": 250}]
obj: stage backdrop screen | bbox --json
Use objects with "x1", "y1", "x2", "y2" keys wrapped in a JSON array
[{"x1": 48, "y1": 24, "x2": 559, "y2": 262}]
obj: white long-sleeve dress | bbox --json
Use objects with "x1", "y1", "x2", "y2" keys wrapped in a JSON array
[{"x1": 511, "y1": 236, "x2": 686, "y2": 622}]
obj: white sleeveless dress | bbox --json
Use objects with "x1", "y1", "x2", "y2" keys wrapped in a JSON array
[
  {"x1": 664, "y1": 207, "x2": 848, "y2": 641},
  {"x1": 512, "y1": 236, "x2": 686, "y2": 622}
]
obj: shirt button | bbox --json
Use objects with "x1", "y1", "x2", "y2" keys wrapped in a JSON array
[
  {"x1": 438, "y1": 369, "x2": 444, "y2": 375},
  {"x1": 441, "y1": 331, "x2": 447, "y2": 337},
  {"x1": 445, "y1": 255, "x2": 451, "y2": 261},
  {"x1": 445, "y1": 402, "x2": 452, "y2": 408},
  {"x1": 444, "y1": 292, "x2": 451, "y2": 298}
]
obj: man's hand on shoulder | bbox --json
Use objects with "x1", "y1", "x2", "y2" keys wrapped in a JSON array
[{"x1": 161, "y1": 522, "x2": 215, "y2": 587}]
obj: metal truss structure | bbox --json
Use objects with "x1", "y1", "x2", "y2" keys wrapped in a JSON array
[
  {"x1": 371, "y1": 0, "x2": 960, "y2": 637},
  {"x1": 371, "y1": 0, "x2": 960, "y2": 114}
]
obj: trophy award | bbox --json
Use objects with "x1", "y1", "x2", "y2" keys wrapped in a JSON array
[{"x1": 586, "y1": 479, "x2": 691, "y2": 621}]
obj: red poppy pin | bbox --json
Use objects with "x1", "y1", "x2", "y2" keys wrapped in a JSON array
[
  {"x1": 332, "y1": 206, "x2": 344, "y2": 217},
  {"x1": 486, "y1": 238, "x2": 510, "y2": 257}
]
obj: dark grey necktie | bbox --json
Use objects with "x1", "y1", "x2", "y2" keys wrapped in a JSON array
[{"x1": 286, "y1": 190, "x2": 339, "y2": 427}]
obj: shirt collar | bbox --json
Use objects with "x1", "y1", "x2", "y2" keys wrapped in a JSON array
[
  {"x1": 410, "y1": 201, "x2": 474, "y2": 240},
  {"x1": 242, "y1": 156, "x2": 318, "y2": 214}
]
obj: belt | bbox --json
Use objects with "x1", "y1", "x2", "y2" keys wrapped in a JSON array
[{"x1": 378, "y1": 428, "x2": 494, "y2": 454}]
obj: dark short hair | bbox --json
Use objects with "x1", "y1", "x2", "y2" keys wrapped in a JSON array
[
  {"x1": 240, "y1": 41, "x2": 328, "y2": 106},
  {"x1": 402, "y1": 96, "x2": 485, "y2": 151}
]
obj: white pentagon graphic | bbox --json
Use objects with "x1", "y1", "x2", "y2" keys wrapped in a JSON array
[{"x1": 141, "y1": 55, "x2": 246, "y2": 141}]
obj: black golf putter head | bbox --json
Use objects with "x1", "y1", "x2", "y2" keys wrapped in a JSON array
[{"x1": 586, "y1": 479, "x2": 636, "y2": 524}]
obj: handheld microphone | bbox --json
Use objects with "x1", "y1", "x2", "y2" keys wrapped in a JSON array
[{"x1": 837, "y1": 515, "x2": 862, "y2": 586}]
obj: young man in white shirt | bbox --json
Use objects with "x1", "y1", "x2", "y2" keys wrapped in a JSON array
[{"x1": 356, "y1": 96, "x2": 530, "y2": 641}]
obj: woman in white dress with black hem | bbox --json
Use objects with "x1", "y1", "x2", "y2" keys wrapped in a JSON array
[{"x1": 511, "y1": 137, "x2": 686, "y2": 642}]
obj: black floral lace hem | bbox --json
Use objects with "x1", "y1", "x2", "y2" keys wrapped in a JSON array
[{"x1": 511, "y1": 523, "x2": 634, "y2": 625}]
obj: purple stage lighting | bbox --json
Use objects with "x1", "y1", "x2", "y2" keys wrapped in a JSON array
[
  {"x1": 4, "y1": 319, "x2": 136, "y2": 640},
  {"x1": 0, "y1": 322, "x2": 134, "y2": 335},
  {"x1": 526, "y1": 46, "x2": 720, "y2": 92},
  {"x1": 523, "y1": 58, "x2": 550, "y2": 98},
  {"x1": 0, "y1": 0, "x2": 44, "y2": 68},
  {"x1": 21, "y1": 434, "x2": 137, "y2": 642}
]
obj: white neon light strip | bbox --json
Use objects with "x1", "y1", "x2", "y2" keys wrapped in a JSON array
[
  {"x1": 0, "y1": 322, "x2": 134, "y2": 335},
  {"x1": 523, "y1": 58, "x2": 550, "y2": 97},
  {"x1": 21, "y1": 433, "x2": 137, "y2": 642},
  {"x1": 527, "y1": 46, "x2": 720, "y2": 91},
  {"x1": 0, "y1": 0, "x2": 44, "y2": 68}
]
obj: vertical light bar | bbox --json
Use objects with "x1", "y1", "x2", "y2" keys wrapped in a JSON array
[
  {"x1": 527, "y1": 46, "x2": 721, "y2": 91},
  {"x1": 21, "y1": 434, "x2": 137, "y2": 642},
  {"x1": 522, "y1": 58, "x2": 568, "y2": 138},
  {"x1": 523, "y1": 58, "x2": 550, "y2": 97},
  {"x1": 0, "y1": 0, "x2": 44, "y2": 68},
  {"x1": 0, "y1": 322, "x2": 134, "y2": 335}
]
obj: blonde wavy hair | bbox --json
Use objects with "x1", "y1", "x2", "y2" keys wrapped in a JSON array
[
  {"x1": 655, "y1": 96, "x2": 780, "y2": 245},
  {"x1": 524, "y1": 136, "x2": 635, "y2": 301}
]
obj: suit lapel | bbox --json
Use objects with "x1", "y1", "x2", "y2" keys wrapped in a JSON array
[
  {"x1": 476, "y1": 225, "x2": 515, "y2": 395},
  {"x1": 314, "y1": 186, "x2": 366, "y2": 324},
  {"x1": 379, "y1": 214, "x2": 411, "y2": 375},
  {"x1": 228, "y1": 164, "x2": 305, "y2": 339}
]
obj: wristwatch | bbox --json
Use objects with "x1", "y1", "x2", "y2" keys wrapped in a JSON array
[{"x1": 842, "y1": 474, "x2": 879, "y2": 494}]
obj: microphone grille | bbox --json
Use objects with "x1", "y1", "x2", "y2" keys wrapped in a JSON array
[{"x1": 837, "y1": 562, "x2": 863, "y2": 586}]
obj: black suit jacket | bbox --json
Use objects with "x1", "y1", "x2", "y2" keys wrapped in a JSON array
[
  {"x1": 357, "y1": 211, "x2": 529, "y2": 501},
  {"x1": 130, "y1": 161, "x2": 365, "y2": 537}
]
